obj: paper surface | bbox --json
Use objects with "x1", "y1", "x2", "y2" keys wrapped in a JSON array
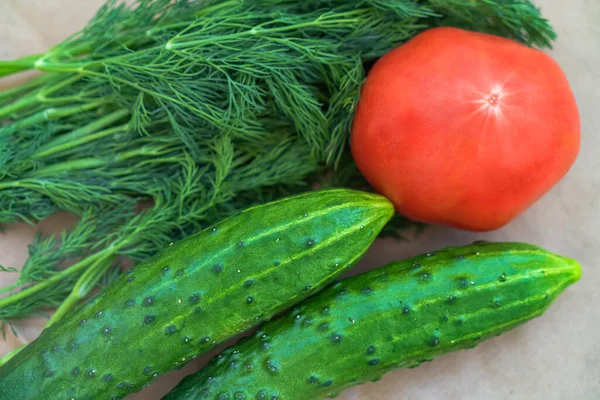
[{"x1": 0, "y1": 0, "x2": 598, "y2": 398}]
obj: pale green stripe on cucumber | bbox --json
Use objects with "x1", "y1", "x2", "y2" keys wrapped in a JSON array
[
  {"x1": 0, "y1": 189, "x2": 394, "y2": 400},
  {"x1": 165, "y1": 242, "x2": 581, "y2": 400}
]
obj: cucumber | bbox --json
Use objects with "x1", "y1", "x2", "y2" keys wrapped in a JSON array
[
  {"x1": 0, "y1": 189, "x2": 394, "y2": 400},
  {"x1": 165, "y1": 242, "x2": 581, "y2": 400}
]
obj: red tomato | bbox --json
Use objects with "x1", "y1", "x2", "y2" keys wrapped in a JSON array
[{"x1": 351, "y1": 27, "x2": 580, "y2": 231}]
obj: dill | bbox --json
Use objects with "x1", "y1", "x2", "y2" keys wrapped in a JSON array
[{"x1": 0, "y1": 0, "x2": 555, "y2": 331}]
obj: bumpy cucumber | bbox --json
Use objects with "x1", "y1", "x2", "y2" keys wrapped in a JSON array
[
  {"x1": 165, "y1": 242, "x2": 581, "y2": 400},
  {"x1": 0, "y1": 189, "x2": 393, "y2": 400}
]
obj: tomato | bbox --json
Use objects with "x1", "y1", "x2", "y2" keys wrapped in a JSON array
[{"x1": 351, "y1": 27, "x2": 580, "y2": 231}]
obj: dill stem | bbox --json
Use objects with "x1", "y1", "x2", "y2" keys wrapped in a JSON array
[
  {"x1": 25, "y1": 148, "x2": 164, "y2": 177},
  {"x1": 0, "y1": 54, "x2": 43, "y2": 78},
  {"x1": 40, "y1": 73, "x2": 82, "y2": 96},
  {"x1": 0, "y1": 41, "x2": 93, "y2": 79},
  {"x1": 0, "y1": 346, "x2": 24, "y2": 366},
  {"x1": 5, "y1": 99, "x2": 110, "y2": 133},
  {"x1": 45, "y1": 99, "x2": 110, "y2": 119},
  {"x1": 39, "y1": 90, "x2": 103, "y2": 106},
  {"x1": 34, "y1": 110, "x2": 130, "y2": 159},
  {"x1": 46, "y1": 254, "x2": 117, "y2": 327},
  {"x1": 35, "y1": 124, "x2": 129, "y2": 160},
  {"x1": 0, "y1": 94, "x2": 41, "y2": 119},
  {"x1": 0, "y1": 281, "x2": 22, "y2": 295},
  {"x1": 0, "y1": 181, "x2": 21, "y2": 191},
  {"x1": 166, "y1": 13, "x2": 362, "y2": 50},
  {"x1": 21, "y1": 158, "x2": 116, "y2": 178},
  {"x1": 0, "y1": 248, "x2": 113, "y2": 310},
  {"x1": 0, "y1": 143, "x2": 172, "y2": 190},
  {"x1": 46, "y1": 41, "x2": 93, "y2": 61},
  {"x1": 0, "y1": 78, "x2": 93, "y2": 119},
  {"x1": 0, "y1": 73, "x2": 53, "y2": 104}
]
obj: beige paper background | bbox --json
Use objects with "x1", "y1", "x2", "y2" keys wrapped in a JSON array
[{"x1": 0, "y1": 0, "x2": 598, "y2": 399}]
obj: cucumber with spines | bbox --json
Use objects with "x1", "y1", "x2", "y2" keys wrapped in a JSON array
[
  {"x1": 0, "y1": 189, "x2": 394, "y2": 400},
  {"x1": 165, "y1": 242, "x2": 581, "y2": 400}
]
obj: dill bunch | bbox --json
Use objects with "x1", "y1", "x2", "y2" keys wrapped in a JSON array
[{"x1": 0, "y1": 0, "x2": 555, "y2": 333}]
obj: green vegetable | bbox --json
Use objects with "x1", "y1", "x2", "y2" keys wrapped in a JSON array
[
  {"x1": 0, "y1": 189, "x2": 393, "y2": 399},
  {"x1": 0, "y1": 0, "x2": 556, "y2": 328},
  {"x1": 165, "y1": 242, "x2": 581, "y2": 400}
]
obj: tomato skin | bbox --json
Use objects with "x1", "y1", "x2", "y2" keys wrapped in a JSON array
[{"x1": 351, "y1": 27, "x2": 580, "y2": 231}]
